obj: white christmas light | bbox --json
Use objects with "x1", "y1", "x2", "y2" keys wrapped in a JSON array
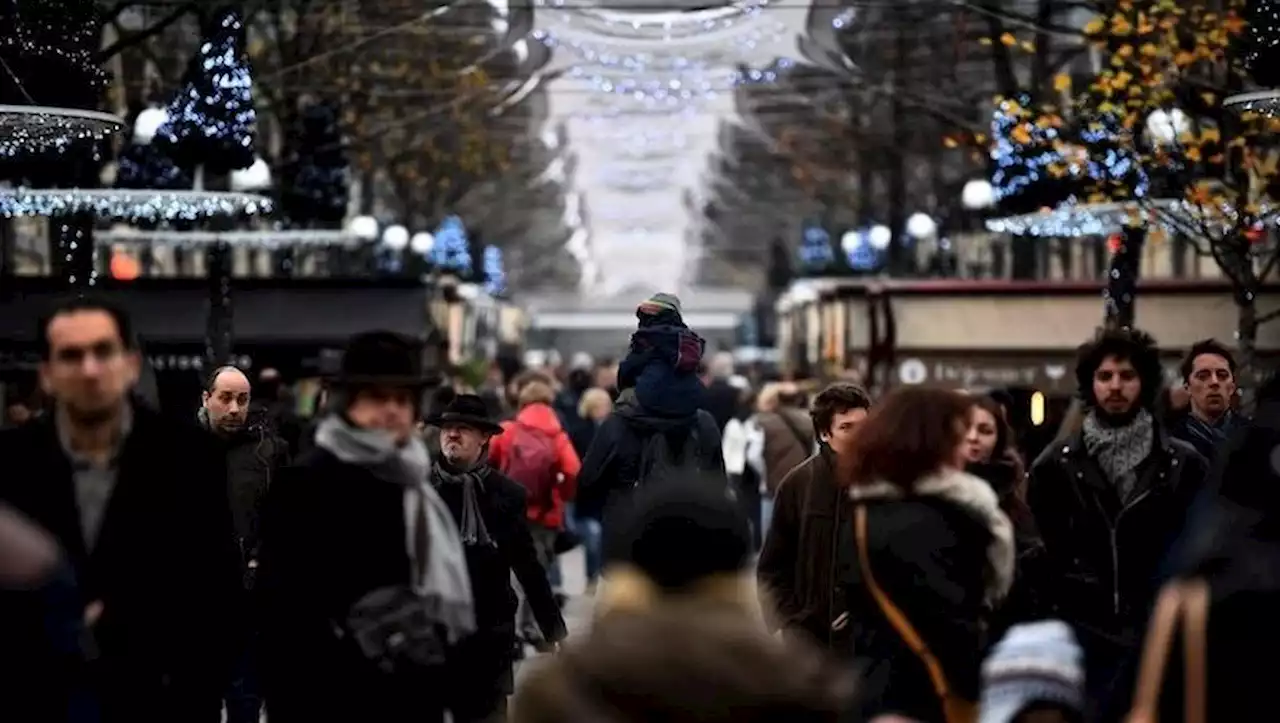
[
  {"x1": 410, "y1": 231, "x2": 436, "y2": 254},
  {"x1": 869, "y1": 225, "x2": 891, "y2": 250},
  {"x1": 0, "y1": 188, "x2": 269, "y2": 223},
  {"x1": 1224, "y1": 89, "x2": 1280, "y2": 117},
  {"x1": 985, "y1": 199, "x2": 1182, "y2": 237},
  {"x1": 0, "y1": 105, "x2": 125, "y2": 158},
  {"x1": 1145, "y1": 108, "x2": 1190, "y2": 146},
  {"x1": 381, "y1": 224, "x2": 409, "y2": 250},
  {"x1": 906, "y1": 213, "x2": 937, "y2": 240},
  {"x1": 230, "y1": 157, "x2": 272, "y2": 191},
  {"x1": 962, "y1": 179, "x2": 995, "y2": 210},
  {"x1": 348, "y1": 215, "x2": 378, "y2": 241},
  {"x1": 133, "y1": 107, "x2": 169, "y2": 145},
  {"x1": 98, "y1": 228, "x2": 359, "y2": 248},
  {"x1": 840, "y1": 229, "x2": 860, "y2": 253}
]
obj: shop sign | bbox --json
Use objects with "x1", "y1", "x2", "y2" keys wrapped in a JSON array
[{"x1": 896, "y1": 357, "x2": 1073, "y2": 392}]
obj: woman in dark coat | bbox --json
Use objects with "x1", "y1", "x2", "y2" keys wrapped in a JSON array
[{"x1": 838, "y1": 388, "x2": 1015, "y2": 722}]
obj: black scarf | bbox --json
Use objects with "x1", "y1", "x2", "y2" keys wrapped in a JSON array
[
  {"x1": 1183, "y1": 410, "x2": 1240, "y2": 455},
  {"x1": 431, "y1": 460, "x2": 495, "y2": 548}
]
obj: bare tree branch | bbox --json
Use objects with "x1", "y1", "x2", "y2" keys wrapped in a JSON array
[{"x1": 98, "y1": 3, "x2": 198, "y2": 61}]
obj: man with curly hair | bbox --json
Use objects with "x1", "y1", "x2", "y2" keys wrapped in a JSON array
[{"x1": 1027, "y1": 327, "x2": 1209, "y2": 708}]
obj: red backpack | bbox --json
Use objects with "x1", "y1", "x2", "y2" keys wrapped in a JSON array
[{"x1": 501, "y1": 422, "x2": 559, "y2": 509}]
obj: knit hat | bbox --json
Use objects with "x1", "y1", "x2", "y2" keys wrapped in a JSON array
[
  {"x1": 980, "y1": 621, "x2": 1085, "y2": 723},
  {"x1": 637, "y1": 292, "x2": 683, "y2": 319},
  {"x1": 603, "y1": 478, "x2": 750, "y2": 591}
]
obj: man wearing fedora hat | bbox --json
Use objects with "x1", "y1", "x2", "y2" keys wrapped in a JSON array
[
  {"x1": 256, "y1": 331, "x2": 473, "y2": 723},
  {"x1": 424, "y1": 392, "x2": 567, "y2": 723}
]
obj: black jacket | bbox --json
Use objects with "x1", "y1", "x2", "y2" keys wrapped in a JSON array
[
  {"x1": 433, "y1": 465, "x2": 567, "y2": 703},
  {"x1": 1027, "y1": 424, "x2": 1208, "y2": 684},
  {"x1": 838, "y1": 494, "x2": 993, "y2": 722},
  {"x1": 256, "y1": 447, "x2": 451, "y2": 723},
  {"x1": 202, "y1": 412, "x2": 289, "y2": 565},
  {"x1": 575, "y1": 400, "x2": 725, "y2": 520},
  {"x1": 0, "y1": 407, "x2": 242, "y2": 723}
]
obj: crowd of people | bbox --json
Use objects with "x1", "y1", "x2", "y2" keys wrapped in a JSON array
[{"x1": 0, "y1": 288, "x2": 1273, "y2": 723}]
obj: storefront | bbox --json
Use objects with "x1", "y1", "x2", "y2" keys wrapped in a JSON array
[{"x1": 0, "y1": 276, "x2": 442, "y2": 418}]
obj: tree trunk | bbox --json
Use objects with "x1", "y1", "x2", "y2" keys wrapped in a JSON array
[
  {"x1": 202, "y1": 167, "x2": 234, "y2": 368},
  {"x1": 1105, "y1": 226, "x2": 1145, "y2": 329}
]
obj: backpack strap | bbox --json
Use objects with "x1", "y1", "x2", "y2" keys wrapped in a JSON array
[{"x1": 1125, "y1": 579, "x2": 1209, "y2": 723}]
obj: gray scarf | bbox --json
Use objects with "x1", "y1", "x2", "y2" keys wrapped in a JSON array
[
  {"x1": 314, "y1": 415, "x2": 475, "y2": 640},
  {"x1": 430, "y1": 460, "x2": 495, "y2": 548},
  {"x1": 1082, "y1": 408, "x2": 1154, "y2": 503}
]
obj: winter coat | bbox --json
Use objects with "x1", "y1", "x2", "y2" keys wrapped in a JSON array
[
  {"x1": 0, "y1": 407, "x2": 242, "y2": 723},
  {"x1": 574, "y1": 392, "x2": 725, "y2": 521},
  {"x1": 256, "y1": 447, "x2": 452, "y2": 723},
  {"x1": 617, "y1": 323, "x2": 706, "y2": 418},
  {"x1": 756, "y1": 450, "x2": 848, "y2": 649},
  {"x1": 433, "y1": 465, "x2": 567, "y2": 706},
  {"x1": 1027, "y1": 424, "x2": 1208, "y2": 704},
  {"x1": 200, "y1": 410, "x2": 289, "y2": 567},
  {"x1": 839, "y1": 469, "x2": 1014, "y2": 723},
  {"x1": 489, "y1": 402, "x2": 582, "y2": 529},
  {"x1": 755, "y1": 408, "x2": 816, "y2": 495}
]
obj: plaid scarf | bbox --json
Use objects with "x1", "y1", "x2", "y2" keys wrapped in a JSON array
[{"x1": 1082, "y1": 408, "x2": 1154, "y2": 503}]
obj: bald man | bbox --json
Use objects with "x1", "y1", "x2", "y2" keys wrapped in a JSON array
[{"x1": 200, "y1": 366, "x2": 289, "y2": 723}]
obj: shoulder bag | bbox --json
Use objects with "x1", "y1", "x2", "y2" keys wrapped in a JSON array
[
  {"x1": 1124, "y1": 579, "x2": 1209, "y2": 723},
  {"x1": 853, "y1": 505, "x2": 977, "y2": 723}
]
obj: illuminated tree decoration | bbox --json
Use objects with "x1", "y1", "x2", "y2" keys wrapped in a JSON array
[
  {"x1": 1244, "y1": 0, "x2": 1280, "y2": 87},
  {"x1": 989, "y1": 94, "x2": 1085, "y2": 215},
  {"x1": 155, "y1": 8, "x2": 256, "y2": 176},
  {"x1": 482, "y1": 245, "x2": 507, "y2": 297},
  {"x1": 797, "y1": 222, "x2": 834, "y2": 273},
  {"x1": 281, "y1": 101, "x2": 348, "y2": 227},
  {"x1": 115, "y1": 140, "x2": 191, "y2": 191},
  {"x1": 0, "y1": 0, "x2": 108, "y2": 109},
  {"x1": 429, "y1": 215, "x2": 473, "y2": 274}
]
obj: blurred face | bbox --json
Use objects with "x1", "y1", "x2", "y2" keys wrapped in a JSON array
[
  {"x1": 6, "y1": 404, "x2": 31, "y2": 425},
  {"x1": 1092, "y1": 355, "x2": 1142, "y2": 417},
  {"x1": 346, "y1": 386, "x2": 416, "y2": 443},
  {"x1": 203, "y1": 368, "x2": 251, "y2": 432},
  {"x1": 40, "y1": 310, "x2": 140, "y2": 425},
  {"x1": 440, "y1": 423, "x2": 487, "y2": 468},
  {"x1": 964, "y1": 406, "x2": 1000, "y2": 463},
  {"x1": 1186, "y1": 352, "x2": 1235, "y2": 420},
  {"x1": 821, "y1": 406, "x2": 868, "y2": 456},
  {"x1": 589, "y1": 394, "x2": 613, "y2": 421}
]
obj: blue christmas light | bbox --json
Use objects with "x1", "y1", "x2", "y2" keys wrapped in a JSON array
[
  {"x1": 798, "y1": 222, "x2": 834, "y2": 271},
  {"x1": 155, "y1": 9, "x2": 256, "y2": 175},
  {"x1": 483, "y1": 245, "x2": 506, "y2": 296},
  {"x1": 429, "y1": 215, "x2": 472, "y2": 274},
  {"x1": 845, "y1": 229, "x2": 879, "y2": 271},
  {"x1": 989, "y1": 94, "x2": 1085, "y2": 214}
]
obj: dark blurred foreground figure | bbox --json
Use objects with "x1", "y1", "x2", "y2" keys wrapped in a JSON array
[
  {"x1": 1108, "y1": 372, "x2": 1280, "y2": 722},
  {"x1": 979, "y1": 621, "x2": 1085, "y2": 723},
  {"x1": 257, "y1": 331, "x2": 473, "y2": 723},
  {"x1": 0, "y1": 504, "x2": 97, "y2": 723},
  {"x1": 513, "y1": 477, "x2": 853, "y2": 723},
  {"x1": 0, "y1": 296, "x2": 242, "y2": 723}
]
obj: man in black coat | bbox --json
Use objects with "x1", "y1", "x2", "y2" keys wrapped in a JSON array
[
  {"x1": 199, "y1": 365, "x2": 289, "y2": 723},
  {"x1": 1027, "y1": 326, "x2": 1209, "y2": 711},
  {"x1": 0, "y1": 296, "x2": 242, "y2": 722},
  {"x1": 425, "y1": 393, "x2": 567, "y2": 723},
  {"x1": 257, "y1": 331, "x2": 474, "y2": 723}
]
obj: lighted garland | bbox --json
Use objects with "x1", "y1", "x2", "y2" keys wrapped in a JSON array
[
  {"x1": 96, "y1": 228, "x2": 355, "y2": 249},
  {"x1": 985, "y1": 199, "x2": 1180, "y2": 237},
  {"x1": 0, "y1": 105, "x2": 124, "y2": 158},
  {"x1": 0, "y1": 189, "x2": 271, "y2": 223},
  {"x1": 1244, "y1": 0, "x2": 1280, "y2": 88}
]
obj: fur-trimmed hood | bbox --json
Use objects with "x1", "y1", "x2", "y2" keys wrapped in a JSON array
[{"x1": 848, "y1": 468, "x2": 1015, "y2": 605}]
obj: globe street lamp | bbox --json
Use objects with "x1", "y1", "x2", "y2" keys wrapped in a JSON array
[{"x1": 348, "y1": 214, "x2": 378, "y2": 242}]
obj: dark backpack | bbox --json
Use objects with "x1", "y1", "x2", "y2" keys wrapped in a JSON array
[
  {"x1": 501, "y1": 422, "x2": 559, "y2": 507},
  {"x1": 636, "y1": 427, "x2": 704, "y2": 487}
]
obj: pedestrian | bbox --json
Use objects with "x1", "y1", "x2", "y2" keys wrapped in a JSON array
[
  {"x1": 256, "y1": 330, "x2": 474, "y2": 723},
  {"x1": 979, "y1": 621, "x2": 1085, "y2": 723},
  {"x1": 839, "y1": 387, "x2": 1014, "y2": 723},
  {"x1": 0, "y1": 295, "x2": 242, "y2": 723},
  {"x1": 757, "y1": 381, "x2": 870, "y2": 651},
  {"x1": 1027, "y1": 326, "x2": 1209, "y2": 712},
  {"x1": 198, "y1": 365, "x2": 289, "y2": 723},
  {"x1": 426, "y1": 393, "x2": 568, "y2": 721},
  {"x1": 1167, "y1": 338, "x2": 1244, "y2": 462},
  {"x1": 576, "y1": 293, "x2": 725, "y2": 520}
]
